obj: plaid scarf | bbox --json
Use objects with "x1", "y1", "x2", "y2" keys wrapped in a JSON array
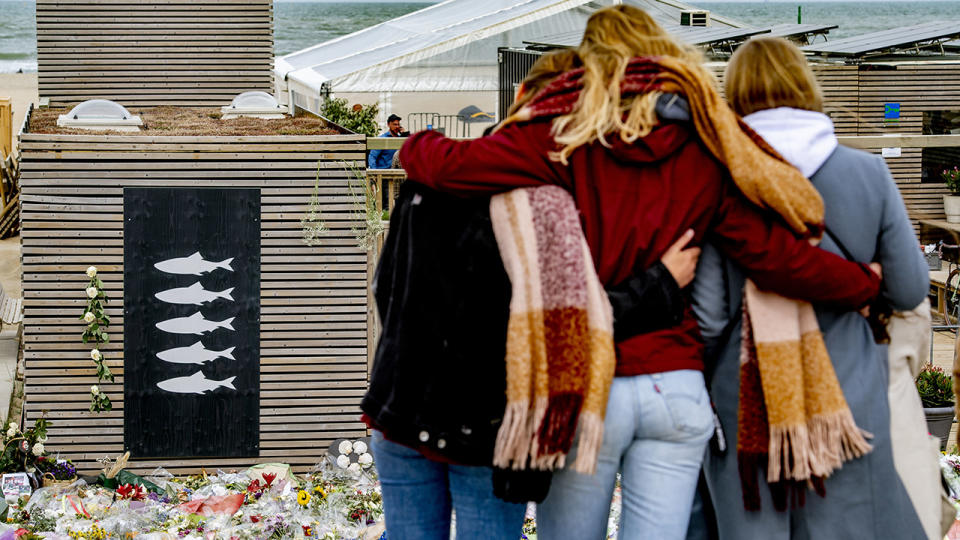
[
  {"x1": 504, "y1": 55, "x2": 872, "y2": 503},
  {"x1": 489, "y1": 186, "x2": 616, "y2": 474}
]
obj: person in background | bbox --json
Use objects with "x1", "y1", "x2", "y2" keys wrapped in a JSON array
[
  {"x1": 397, "y1": 6, "x2": 882, "y2": 538},
  {"x1": 368, "y1": 113, "x2": 406, "y2": 169},
  {"x1": 692, "y1": 37, "x2": 929, "y2": 540}
]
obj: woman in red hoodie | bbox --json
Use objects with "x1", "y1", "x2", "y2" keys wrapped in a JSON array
[{"x1": 398, "y1": 6, "x2": 881, "y2": 539}]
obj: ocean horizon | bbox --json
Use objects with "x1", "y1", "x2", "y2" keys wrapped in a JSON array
[{"x1": 2, "y1": 1, "x2": 960, "y2": 73}]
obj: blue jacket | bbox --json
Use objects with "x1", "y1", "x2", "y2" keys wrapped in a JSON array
[{"x1": 367, "y1": 131, "x2": 399, "y2": 169}]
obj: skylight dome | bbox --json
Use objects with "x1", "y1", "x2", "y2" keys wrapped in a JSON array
[
  {"x1": 57, "y1": 99, "x2": 143, "y2": 131},
  {"x1": 221, "y1": 91, "x2": 286, "y2": 119}
]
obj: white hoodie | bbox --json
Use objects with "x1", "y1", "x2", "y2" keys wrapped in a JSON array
[{"x1": 742, "y1": 107, "x2": 838, "y2": 179}]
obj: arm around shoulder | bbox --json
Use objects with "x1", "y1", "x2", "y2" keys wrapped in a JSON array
[
  {"x1": 711, "y1": 180, "x2": 880, "y2": 310},
  {"x1": 399, "y1": 122, "x2": 567, "y2": 195}
]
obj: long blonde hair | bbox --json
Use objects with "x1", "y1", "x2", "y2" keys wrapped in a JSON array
[
  {"x1": 551, "y1": 5, "x2": 709, "y2": 163},
  {"x1": 725, "y1": 37, "x2": 823, "y2": 117}
]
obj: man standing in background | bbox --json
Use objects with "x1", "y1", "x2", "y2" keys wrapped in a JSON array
[{"x1": 368, "y1": 114, "x2": 407, "y2": 169}]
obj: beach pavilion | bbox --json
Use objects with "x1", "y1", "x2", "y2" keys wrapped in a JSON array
[{"x1": 274, "y1": 0, "x2": 745, "y2": 137}]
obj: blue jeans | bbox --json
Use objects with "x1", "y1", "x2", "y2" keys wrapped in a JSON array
[
  {"x1": 537, "y1": 370, "x2": 714, "y2": 540},
  {"x1": 370, "y1": 430, "x2": 527, "y2": 539}
]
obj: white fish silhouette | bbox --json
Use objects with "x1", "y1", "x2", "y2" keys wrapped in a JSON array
[
  {"x1": 154, "y1": 252, "x2": 234, "y2": 275},
  {"x1": 155, "y1": 312, "x2": 235, "y2": 335},
  {"x1": 154, "y1": 282, "x2": 234, "y2": 305},
  {"x1": 156, "y1": 341, "x2": 235, "y2": 365},
  {"x1": 156, "y1": 371, "x2": 236, "y2": 394}
]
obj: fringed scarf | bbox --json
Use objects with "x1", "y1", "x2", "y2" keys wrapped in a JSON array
[
  {"x1": 489, "y1": 185, "x2": 616, "y2": 474},
  {"x1": 502, "y1": 55, "x2": 872, "y2": 504}
]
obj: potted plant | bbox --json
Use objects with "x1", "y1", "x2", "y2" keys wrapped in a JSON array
[
  {"x1": 942, "y1": 166, "x2": 960, "y2": 223},
  {"x1": 916, "y1": 364, "x2": 955, "y2": 449}
]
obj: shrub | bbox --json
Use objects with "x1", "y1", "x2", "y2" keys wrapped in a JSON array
[
  {"x1": 321, "y1": 98, "x2": 379, "y2": 138},
  {"x1": 917, "y1": 364, "x2": 955, "y2": 408}
]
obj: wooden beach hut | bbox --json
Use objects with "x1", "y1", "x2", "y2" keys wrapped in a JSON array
[{"x1": 20, "y1": 0, "x2": 372, "y2": 475}]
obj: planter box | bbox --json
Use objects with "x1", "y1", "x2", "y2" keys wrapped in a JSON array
[
  {"x1": 924, "y1": 406, "x2": 955, "y2": 450},
  {"x1": 945, "y1": 195, "x2": 960, "y2": 224}
]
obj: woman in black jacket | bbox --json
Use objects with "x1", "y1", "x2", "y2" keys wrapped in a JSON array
[{"x1": 362, "y1": 178, "x2": 702, "y2": 539}]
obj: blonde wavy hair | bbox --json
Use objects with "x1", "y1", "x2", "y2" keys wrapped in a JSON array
[
  {"x1": 551, "y1": 5, "x2": 711, "y2": 164},
  {"x1": 725, "y1": 37, "x2": 823, "y2": 116}
]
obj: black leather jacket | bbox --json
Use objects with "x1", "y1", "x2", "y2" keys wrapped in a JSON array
[{"x1": 362, "y1": 181, "x2": 685, "y2": 465}]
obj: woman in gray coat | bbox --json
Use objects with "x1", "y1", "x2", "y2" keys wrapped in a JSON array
[{"x1": 692, "y1": 37, "x2": 930, "y2": 539}]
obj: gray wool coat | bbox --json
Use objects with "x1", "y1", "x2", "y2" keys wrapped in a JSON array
[{"x1": 692, "y1": 144, "x2": 930, "y2": 540}]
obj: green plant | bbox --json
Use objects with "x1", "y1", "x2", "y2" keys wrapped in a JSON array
[
  {"x1": 300, "y1": 161, "x2": 329, "y2": 246},
  {"x1": 943, "y1": 166, "x2": 960, "y2": 195},
  {"x1": 321, "y1": 97, "x2": 379, "y2": 138},
  {"x1": 345, "y1": 161, "x2": 385, "y2": 251},
  {"x1": 0, "y1": 416, "x2": 50, "y2": 474},
  {"x1": 916, "y1": 364, "x2": 955, "y2": 408},
  {"x1": 80, "y1": 266, "x2": 113, "y2": 412}
]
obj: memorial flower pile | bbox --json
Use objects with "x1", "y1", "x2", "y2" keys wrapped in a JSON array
[{"x1": 0, "y1": 456, "x2": 386, "y2": 539}]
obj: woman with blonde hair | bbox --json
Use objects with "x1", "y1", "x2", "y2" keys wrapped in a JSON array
[
  {"x1": 398, "y1": 7, "x2": 882, "y2": 538},
  {"x1": 693, "y1": 37, "x2": 929, "y2": 539}
]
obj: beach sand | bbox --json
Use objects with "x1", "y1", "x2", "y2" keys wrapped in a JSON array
[
  {"x1": 0, "y1": 73, "x2": 39, "y2": 153},
  {"x1": 0, "y1": 236, "x2": 19, "y2": 298}
]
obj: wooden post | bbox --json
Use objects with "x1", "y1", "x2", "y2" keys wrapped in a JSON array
[{"x1": 0, "y1": 97, "x2": 11, "y2": 160}]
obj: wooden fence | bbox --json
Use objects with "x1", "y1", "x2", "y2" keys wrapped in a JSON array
[
  {"x1": 18, "y1": 131, "x2": 370, "y2": 474},
  {"x1": 36, "y1": 0, "x2": 274, "y2": 108}
]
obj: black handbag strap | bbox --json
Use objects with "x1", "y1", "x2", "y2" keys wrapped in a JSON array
[{"x1": 823, "y1": 226, "x2": 857, "y2": 262}]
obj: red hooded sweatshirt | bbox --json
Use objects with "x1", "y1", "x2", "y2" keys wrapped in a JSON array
[{"x1": 399, "y1": 119, "x2": 879, "y2": 376}]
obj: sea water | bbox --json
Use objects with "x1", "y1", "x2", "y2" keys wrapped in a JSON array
[{"x1": 2, "y1": 1, "x2": 960, "y2": 73}]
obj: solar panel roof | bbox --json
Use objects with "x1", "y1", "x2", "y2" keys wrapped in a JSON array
[
  {"x1": 802, "y1": 21, "x2": 960, "y2": 57},
  {"x1": 523, "y1": 25, "x2": 769, "y2": 49},
  {"x1": 763, "y1": 23, "x2": 838, "y2": 40}
]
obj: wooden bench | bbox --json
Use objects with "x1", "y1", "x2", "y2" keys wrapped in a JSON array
[{"x1": 0, "y1": 286, "x2": 22, "y2": 326}]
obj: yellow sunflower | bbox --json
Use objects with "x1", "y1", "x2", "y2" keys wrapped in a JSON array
[
  {"x1": 297, "y1": 489, "x2": 311, "y2": 506},
  {"x1": 313, "y1": 485, "x2": 327, "y2": 498}
]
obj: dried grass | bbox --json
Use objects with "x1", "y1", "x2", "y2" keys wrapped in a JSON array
[{"x1": 29, "y1": 107, "x2": 343, "y2": 136}]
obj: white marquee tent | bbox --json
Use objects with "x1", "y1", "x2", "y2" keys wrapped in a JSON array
[{"x1": 274, "y1": 0, "x2": 742, "y2": 132}]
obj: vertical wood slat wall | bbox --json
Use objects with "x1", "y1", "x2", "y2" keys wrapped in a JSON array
[
  {"x1": 36, "y1": 0, "x2": 274, "y2": 108},
  {"x1": 18, "y1": 133, "x2": 368, "y2": 474}
]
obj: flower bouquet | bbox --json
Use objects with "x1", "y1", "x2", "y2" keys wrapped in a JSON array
[{"x1": 37, "y1": 457, "x2": 77, "y2": 488}]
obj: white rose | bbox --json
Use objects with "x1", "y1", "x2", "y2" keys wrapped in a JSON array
[
  {"x1": 5, "y1": 428, "x2": 14, "y2": 438},
  {"x1": 86, "y1": 287, "x2": 98, "y2": 299},
  {"x1": 32, "y1": 443, "x2": 44, "y2": 456},
  {"x1": 91, "y1": 349, "x2": 102, "y2": 361},
  {"x1": 353, "y1": 441, "x2": 367, "y2": 454},
  {"x1": 338, "y1": 441, "x2": 353, "y2": 455},
  {"x1": 348, "y1": 463, "x2": 361, "y2": 474},
  {"x1": 8, "y1": 423, "x2": 17, "y2": 431},
  {"x1": 335, "y1": 455, "x2": 350, "y2": 469},
  {"x1": 83, "y1": 312, "x2": 95, "y2": 323},
  {"x1": 358, "y1": 453, "x2": 373, "y2": 467},
  {"x1": 91, "y1": 385, "x2": 100, "y2": 396},
  {"x1": 86, "y1": 266, "x2": 97, "y2": 278},
  {"x1": 39, "y1": 435, "x2": 47, "y2": 443}
]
